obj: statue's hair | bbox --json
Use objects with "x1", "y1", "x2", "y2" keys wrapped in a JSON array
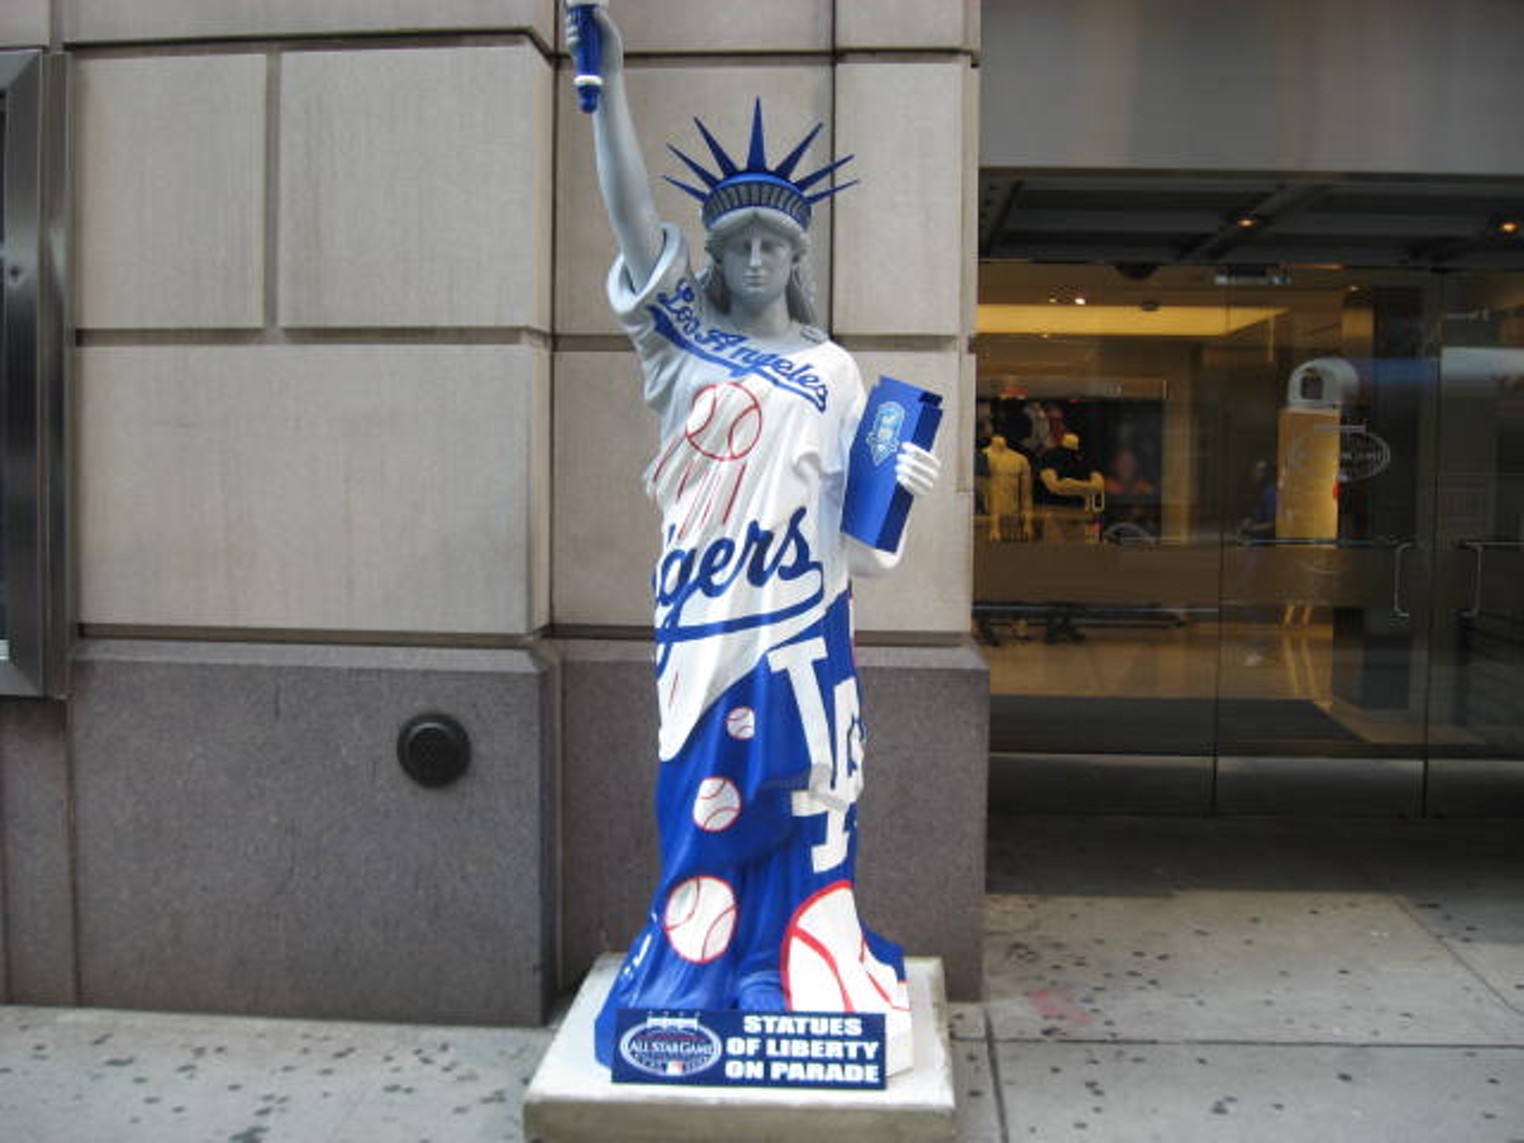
[{"x1": 698, "y1": 208, "x2": 818, "y2": 326}]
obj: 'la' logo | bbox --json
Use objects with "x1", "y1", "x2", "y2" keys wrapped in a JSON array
[{"x1": 866, "y1": 402, "x2": 905, "y2": 466}]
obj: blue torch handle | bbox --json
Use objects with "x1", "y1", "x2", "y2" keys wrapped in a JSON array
[{"x1": 570, "y1": 4, "x2": 604, "y2": 113}]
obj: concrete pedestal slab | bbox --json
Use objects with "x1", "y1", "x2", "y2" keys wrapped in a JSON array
[{"x1": 523, "y1": 956, "x2": 956, "y2": 1142}]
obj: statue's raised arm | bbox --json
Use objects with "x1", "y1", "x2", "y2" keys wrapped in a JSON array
[{"x1": 567, "y1": 5, "x2": 664, "y2": 288}]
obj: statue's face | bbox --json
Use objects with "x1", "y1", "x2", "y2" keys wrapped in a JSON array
[{"x1": 716, "y1": 220, "x2": 798, "y2": 311}]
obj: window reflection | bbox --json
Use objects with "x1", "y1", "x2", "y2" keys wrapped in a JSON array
[{"x1": 977, "y1": 263, "x2": 1524, "y2": 768}]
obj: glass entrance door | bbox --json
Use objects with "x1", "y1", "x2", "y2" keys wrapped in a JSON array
[
  {"x1": 978, "y1": 263, "x2": 1228, "y2": 813},
  {"x1": 978, "y1": 264, "x2": 1524, "y2": 815},
  {"x1": 1425, "y1": 277, "x2": 1524, "y2": 814},
  {"x1": 1213, "y1": 272, "x2": 1440, "y2": 814}
]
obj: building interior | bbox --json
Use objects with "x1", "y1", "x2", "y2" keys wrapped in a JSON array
[{"x1": 973, "y1": 173, "x2": 1523, "y2": 817}]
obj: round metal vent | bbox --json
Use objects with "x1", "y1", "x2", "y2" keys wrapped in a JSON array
[{"x1": 397, "y1": 714, "x2": 471, "y2": 789}]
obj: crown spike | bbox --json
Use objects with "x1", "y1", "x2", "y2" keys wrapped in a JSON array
[
  {"x1": 666, "y1": 143, "x2": 721, "y2": 190},
  {"x1": 794, "y1": 153, "x2": 856, "y2": 193},
  {"x1": 774, "y1": 122, "x2": 824, "y2": 180},
  {"x1": 662, "y1": 175, "x2": 712, "y2": 204},
  {"x1": 692, "y1": 116, "x2": 739, "y2": 178},
  {"x1": 745, "y1": 98, "x2": 768, "y2": 172},
  {"x1": 806, "y1": 178, "x2": 859, "y2": 205}
]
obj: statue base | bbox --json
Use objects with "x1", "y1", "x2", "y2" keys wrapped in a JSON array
[{"x1": 523, "y1": 955, "x2": 957, "y2": 1142}]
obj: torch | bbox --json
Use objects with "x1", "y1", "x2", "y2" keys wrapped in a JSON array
[{"x1": 568, "y1": 1, "x2": 607, "y2": 113}]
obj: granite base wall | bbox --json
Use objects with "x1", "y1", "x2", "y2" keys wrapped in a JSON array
[
  {"x1": 0, "y1": 698, "x2": 76, "y2": 1005},
  {"x1": 560, "y1": 637, "x2": 989, "y2": 1001},
  {"x1": 64, "y1": 640, "x2": 559, "y2": 1026},
  {"x1": 5, "y1": 634, "x2": 988, "y2": 1019}
]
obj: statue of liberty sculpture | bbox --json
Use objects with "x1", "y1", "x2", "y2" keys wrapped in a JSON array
[{"x1": 570, "y1": 5, "x2": 941, "y2": 1076}]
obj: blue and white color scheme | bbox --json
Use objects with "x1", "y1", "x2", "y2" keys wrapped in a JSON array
[
  {"x1": 664, "y1": 99, "x2": 857, "y2": 234},
  {"x1": 866, "y1": 400, "x2": 906, "y2": 467},
  {"x1": 567, "y1": 2, "x2": 607, "y2": 113},
  {"x1": 592, "y1": 223, "x2": 912, "y2": 1073},
  {"x1": 842, "y1": 376, "x2": 944, "y2": 552}
]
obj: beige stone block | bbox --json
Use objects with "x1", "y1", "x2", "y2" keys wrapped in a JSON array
[
  {"x1": 74, "y1": 55, "x2": 266, "y2": 330},
  {"x1": 279, "y1": 45, "x2": 552, "y2": 330},
  {"x1": 556, "y1": 61, "x2": 835, "y2": 336},
  {"x1": 849, "y1": 343, "x2": 970, "y2": 483},
  {"x1": 528, "y1": 345, "x2": 553, "y2": 633},
  {"x1": 854, "y1": 485, "x2": 972, "y2": 634},
  {"x1": 0, "y1": 1, "x2": 49, "y2": 46},
  {"x1": 848, "y1": 347, "x2": 972, "y2": 634},
  {"x1": 556, "y1": 0, "x2": 830, "y2": 54},
  {"x1": 964, "y1": 64, "x2": 981, "y2": 337},
  {"x1": 836, "y1": 0, "x2": 979, "y2": 50},
  {"x1": 832, "y1": 60, "x2": 971, "y2": 337},
  {"x1": 77, "y1": 344, "x2": 548, "y2": 635},
  {"x1": 959, "y1": 349, "x2": 978, "y2": 494},
  {"x1": 63, "y1": 0, "x2": 553, "y2": 43},
  {"x1": 552, "y1": 350, "x2": 661, "y2": 628}
]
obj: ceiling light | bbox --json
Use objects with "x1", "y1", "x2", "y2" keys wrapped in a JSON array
[
  {"x1": 977, "y1": 303, "x2": 1286, "y2": 339},
  {"x1": 1214, "y1": 268, "x2": 1291, "y2": 286}
]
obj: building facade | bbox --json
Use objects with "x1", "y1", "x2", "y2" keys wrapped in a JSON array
[
  {"x1": 0, "y1": 1, "x2": 986, "y2": 1024},
  {"x1": 2, "y1": 0, "x2": 1519, "y2": 1030}
]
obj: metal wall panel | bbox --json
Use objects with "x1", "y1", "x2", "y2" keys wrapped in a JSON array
[
  {"x1": 0, "y1": 50, "x2": 69, "y2": 696},
  {"x1": 982, "y1": 0, "x2": 1524, "y2": 177}
]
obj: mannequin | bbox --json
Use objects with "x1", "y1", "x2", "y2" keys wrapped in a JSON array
[
  {"x1": 983, "y1": 435, "x2": 1033, "y2": 541},
  {"x1": 1037, "y1": 432, "x2": 1104, "y2": 543},
  {"x1": 569, "y1": 6, "x2": 939, "y2": 1074},
  {"x1": 1019, "y1": 400, "x2": 1056, "y2": 456},
  {"x1": 1036, "y1": 432, "x2": 1103, "y2": 643}
]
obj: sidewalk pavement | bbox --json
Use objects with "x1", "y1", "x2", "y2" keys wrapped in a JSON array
[
  {"x1": 0, "y1": 1005, "x2": 553, "y2": 1142},
  {"x1": 971, "y1": 815, "x2": 1524, "y2": 1142},
  {"x1": 4, "y1": 814, "x2": 1523, "y2": 1141}
]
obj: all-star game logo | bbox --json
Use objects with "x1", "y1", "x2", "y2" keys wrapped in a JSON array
[
  {"x1": 617, "y1": 1013, "x2": 724, "y2": 1079},
  {"x1": 613, "y1": 1007, "x2": 888, "y2": 1089},
  {"x1": 866, "y1": 400, "x2": 906, "y2": 465}
]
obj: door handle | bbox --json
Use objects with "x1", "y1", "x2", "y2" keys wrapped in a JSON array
[
  {"x1": 1392, "y1": 541, "x2": 1416, "y2": 619},
  {"x1": 1455, "y1": 540, "x2": 1524, "y2": 620},
  {"x1": 1458, "y1": 541, "x2": 1483, "y2": 620}
]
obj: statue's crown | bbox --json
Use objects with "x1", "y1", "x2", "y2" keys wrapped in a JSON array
[{"x1": 665, "y1": 99, "x2": 856, "y2": 232}]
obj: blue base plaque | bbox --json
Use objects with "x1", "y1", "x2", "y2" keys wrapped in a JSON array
[{"x1": 613, "y1": 1009, "x2": 887, "y2": 1091}]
